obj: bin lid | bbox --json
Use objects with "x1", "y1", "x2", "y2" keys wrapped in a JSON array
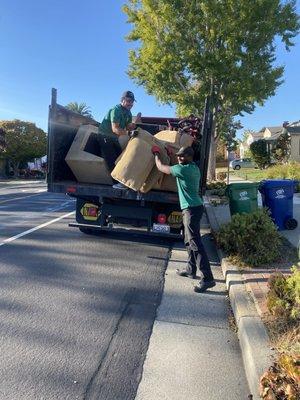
[
  {"x1": 227, "y1": 182, "x2": 259, "y2": 190},
  {"x1": 226, "y1": 182, "x2": 259, "y2": 197},
  {"x1": 260, "y1": 179, "x2": 296, "y2": 188}
]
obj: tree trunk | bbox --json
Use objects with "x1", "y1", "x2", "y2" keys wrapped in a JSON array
[
  {"x1": 207, "y1": 116, "x2": 217, "y2": 182},
  {"x1": 207, "y1": 137, "x2": 216, "y2": 182}
]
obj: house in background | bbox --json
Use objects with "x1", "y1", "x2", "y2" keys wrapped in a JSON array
[
  {"x1": 287, "y1": 121, "x2": 300, "y2": 162},
  {"x1": 239, "y1": 122, "x2": 300, "y2": 162},
  {"x1": 239, "y1": 130, "x2": 264, "y2": 158},
  {"x1": 260, "y1": 126, "x2": 283, "y2": 155}
]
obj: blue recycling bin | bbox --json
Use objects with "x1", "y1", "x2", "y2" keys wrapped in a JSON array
[{"x1": 259, "y1": 179, "x2": 298, "y2": 230}]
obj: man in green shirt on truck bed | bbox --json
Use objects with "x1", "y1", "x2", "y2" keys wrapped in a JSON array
[
  {"x1": 99, "y1": 90, "x2": 141, "y2": 173},
  {"x1": 152, "y1": 145, "x2": 215, "y2": 293}
]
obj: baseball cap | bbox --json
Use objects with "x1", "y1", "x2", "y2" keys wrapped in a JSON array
[
  {"x1": 175, "y1": 146, "x2": 194, "y2": 157},
  {"x1": 121, "y1": 90, "x2": 136, "y2": 101}
]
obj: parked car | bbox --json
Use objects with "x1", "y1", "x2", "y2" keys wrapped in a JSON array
[{"x1": 229, "y1": 158, "x2": 256, "y2": 170}]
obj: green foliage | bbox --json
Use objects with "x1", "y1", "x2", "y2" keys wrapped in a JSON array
[
  {"x1": 216, "y1": 209, "x2": 281, "y2": 266},
  {"x1": 206, "y1": 181, "x2": 227, "y2": 196},
  {"x1": 216, "y1": 171, "x2": 227, "y2": 181},
  {"x1": 266, "y1": 162, "x2": 300, "y2": 180},
  {"x1": 241, "y1": 129, "x2": 256, "y2": 143},
  {"x1": 272, "y1": 129, "x2": 291, "y2": 163},
  {"x1": 267, "y1": 266, "x2": 300, "y2": 322},
  {"x1": 206, "y1": 181, "x2": 227, "y2": 190},
  {"x1": 220, "y1": 118, "x2": 241, "y2": 152},
  {"x1": 123, "y1": 0, "x2": 299, "y2": 120},
  {"x1": 0, "y1": 127, "x2": 6, "y2": 152},
  {"x1": 66, "y1": 102, "x2": 93, "y2": 118},
  {"x1": 0, "y1": 120, "x2": 47, "y2": 167},
  {"x1": 243, "y1": 149, "x2": 252, "y2": 159},
  {"x1": 250, "y1": 139, "x2": 270, "y2": 169}
]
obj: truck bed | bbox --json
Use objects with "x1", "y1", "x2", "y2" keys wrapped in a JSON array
[
  {"x1": 48, "y1": 180, "x2": 179, "y2": 204},
  {"x1": 47, "y1": 90, "x2": 181, "y2": 203}
]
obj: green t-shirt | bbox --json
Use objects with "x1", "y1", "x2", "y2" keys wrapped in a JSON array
[
  {"x1": 170, "y1": 162, "x2": 203, "y2": 210},
  {"x1": 100, "y1": 104, "x2": 132, "y2": 137}
]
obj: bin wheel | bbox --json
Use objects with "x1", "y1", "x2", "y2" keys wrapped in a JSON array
[{"x1": 284, "y1": 218, "x2": 298, "y2": 230}]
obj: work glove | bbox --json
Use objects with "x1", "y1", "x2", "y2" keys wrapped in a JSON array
[
  {"x1": 151, "y1": 145, "x2": 161, "y2": 155},
  {"x1": 134, "y1": 112, "x2": 142, "y2": 124}
]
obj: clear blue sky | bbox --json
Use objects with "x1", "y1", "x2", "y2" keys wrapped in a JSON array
[{"x1": 0, "y1": 0, "x2": 299, "y2": 137}]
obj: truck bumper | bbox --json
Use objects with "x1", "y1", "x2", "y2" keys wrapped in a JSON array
[{"x1": 69, "y1": 223, "x2": 183, "y2": 240}]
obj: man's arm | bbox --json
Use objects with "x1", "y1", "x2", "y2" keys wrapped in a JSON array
[
  {"x1": 127, "y1": 112, "x2": 142, "y2": 131},
  {"x1": 126, "y1": 122, "x2": 136, "y2": 131},
  {"x1": 154, "y1": 154, "x2": 171, "y2": 175},
  {"x1": 111, "y1": 122, "x2": 128, "y2": 136}
]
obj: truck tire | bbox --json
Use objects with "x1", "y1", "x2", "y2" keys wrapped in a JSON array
[
  {"x1": 79, "y1": 227, "x2": 99, "y2": 235},
  {"x1": 234, "y1": 165, "x2": 241, "y2": 170}
]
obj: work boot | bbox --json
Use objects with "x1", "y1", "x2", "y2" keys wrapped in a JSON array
[
  {"x1": 193, "y1": 280, "x2": 216, "y2": 293},
  {"x1": 176, "y1": 269, "x2": 196, "y2": 279}
]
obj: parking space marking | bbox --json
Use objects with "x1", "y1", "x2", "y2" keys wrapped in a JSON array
[
  {"x1": 0, "y1": 190, "x2": 47, "y2": 204},
  {"x1": 0, "y1": 211, "x2": 75, "y2": 247}
]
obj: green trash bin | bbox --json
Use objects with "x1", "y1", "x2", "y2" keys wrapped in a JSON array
[{"x1": 226, "y1": 182, "x2": 259, "y2": 216}]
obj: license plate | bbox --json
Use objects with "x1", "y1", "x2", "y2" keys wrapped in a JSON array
[{"x1": 152, "y1": 223, "x2": 170, "y2": 233}]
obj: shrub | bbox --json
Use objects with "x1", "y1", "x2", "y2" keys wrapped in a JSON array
[
  {"x1": 250, "y1": 139, "x2": 270, "y2": 169},
  {"x1": 216, "y1": 209, "x2": 281, "y2": 267},
  {"x1": 206, "y1": 181, "x2": 227, "y2": 197},
  {"x1": 261, "y1": 267, "x2": 300, "y2": 399},
  {"x1": 216, "y1": 171, "x2": 227, "y2": 181},
  {"x1": 260, "y1": 353, "x2": 300, "y2": 399},
  {"x1": 267, "y1": 266, "x2": 300, "y2": 322},
  {"x1": 266, "y1": 162, "x2": 300, "y2": 181},
  {"x1": 206, "y1": 181, "x2": 227, "y2": 190}
]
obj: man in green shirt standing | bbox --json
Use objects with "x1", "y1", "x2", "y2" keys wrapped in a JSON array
[
  {"x1": 152, "y1": 145, "x2": 215, "y2": 293},
  {"x1": 99, "y1": 90, "x2": 141, "y2": 174}
]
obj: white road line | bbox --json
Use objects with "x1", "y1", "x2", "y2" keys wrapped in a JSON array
[
  {"x1": 42, "y1": 201, "x2": 75, "y2": 214},
  {"x1": 0, "y1": 211, "x2": 75, "y2": 247},
  {"x1": 0, "y1": 190, "x2": 47, "y2": 205}
]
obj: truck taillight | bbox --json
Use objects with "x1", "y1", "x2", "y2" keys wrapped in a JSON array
[
  {"x1": 157, "y1": 213, "x2": 167, "y2": 224},
  {"x1": 87, "y1": 207, "x2": 98, "y2": 217},
  {"x1": 67, "y1": 186, "x2": 76, "y2": 193}
]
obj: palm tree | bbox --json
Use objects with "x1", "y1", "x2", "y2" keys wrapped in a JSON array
[{"x1": 66, "y1": 102, "x2": 93, "y2": 118}]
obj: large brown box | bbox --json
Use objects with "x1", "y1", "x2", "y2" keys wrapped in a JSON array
[{"x1": 65, "y1": 124, "x2": 113, "y2": 185}]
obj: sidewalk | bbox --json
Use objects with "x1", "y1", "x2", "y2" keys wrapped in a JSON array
[
  {"x1": 135, "y1": 215, "x2": 251, "y2": 400},
  {"x1": 136, "y1": 182, "x2": 299, "y2": 400}
]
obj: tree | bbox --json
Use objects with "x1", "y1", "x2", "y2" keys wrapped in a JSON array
[
  {"x1": 250, "y1": 139, "x2": 270, "y2": 169},
  {"x1": 123, "y1": 0, "x2": 299, "y2": 180},
  {"x1": 66, "y1": 102, "x2": 93, "y2": 118},
  {"x1": 220, "y1": 118, "x2": 241, "y2": 183},
  {"x1": 0, "y1": 120, "x2": 47, "y2": 172},
  {"x1": 0, "y1": 127, "x2": 6, "y2": 152},
  {"x1": 272, "y1": 128, "x2": 290, "y2": 163},
  {"x1": 241, "y1": 129, "x2": 256, "y2": 144}
]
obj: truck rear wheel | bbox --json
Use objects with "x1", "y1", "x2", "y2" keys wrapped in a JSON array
[{"x1": 79, "y1": 227, "x2": 99, "y2": 235}]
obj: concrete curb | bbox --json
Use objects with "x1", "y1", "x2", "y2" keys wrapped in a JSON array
[{"x1": 204, "y1": 199, "x2": 275, "y2": 400}]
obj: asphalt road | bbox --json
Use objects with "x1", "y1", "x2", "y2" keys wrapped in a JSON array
[{"x1": 0, "y1": 181, "x2": 171, "y2": 400}]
